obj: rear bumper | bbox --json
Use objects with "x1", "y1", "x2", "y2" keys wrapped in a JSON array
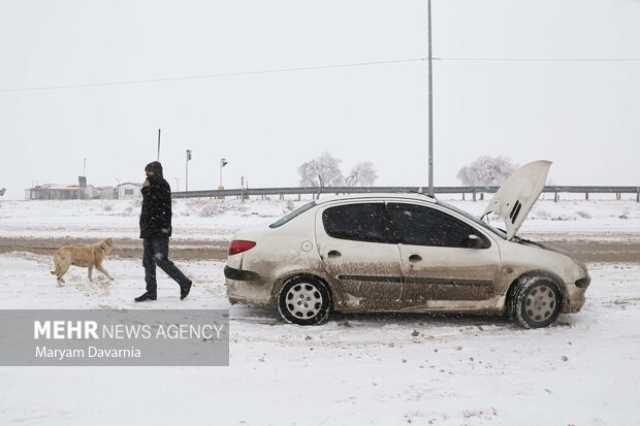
[
  {"x1": 224, "y1": 265, "x2": 260, "y2": 281},
  {"x1": 224, "y1": 265, "x2": 272, "y2": 306}
]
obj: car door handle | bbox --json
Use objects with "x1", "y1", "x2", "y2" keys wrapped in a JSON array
[
  {"x1": 409, "y1": 254, "x2": 422, "y2": 263},
  {"x1": 327, "y1": 250, "x2": 342, "y2": 258}
]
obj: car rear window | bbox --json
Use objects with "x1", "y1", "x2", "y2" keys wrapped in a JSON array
[
  {"x1": 269, "y1": 201, "x2": 316, "y2": 228},
  {"x1": 322, "y1": 203, "x2": 391, "y2": 243}
]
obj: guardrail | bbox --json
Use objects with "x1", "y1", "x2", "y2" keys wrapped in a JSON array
[{"x1": 173, "y1": 185, "x2": 640, "y2": 202}]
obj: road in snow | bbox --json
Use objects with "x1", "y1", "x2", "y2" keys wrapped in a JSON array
[
  {"x1": 1, "y1": 197, "x2": 639, "y2": 241},
  {"x1": 0, "y1": 252, "x2": 639, "y2": 425}
]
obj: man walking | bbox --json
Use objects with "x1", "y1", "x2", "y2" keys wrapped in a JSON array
[{"x1": 135, "y1": 161, "x2": 192, "y2": 302}]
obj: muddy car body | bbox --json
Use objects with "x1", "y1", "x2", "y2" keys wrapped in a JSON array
[{"x1": 225, "y1": 161, "x2": 590, "y2": 328}]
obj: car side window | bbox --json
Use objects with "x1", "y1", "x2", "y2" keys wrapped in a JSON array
[
  {"x1": 387, "y1": 203, "x2": 485, "y2": 248},
  {"x1": 322, "y1": 203, "x2": 391, "y2": 243}
]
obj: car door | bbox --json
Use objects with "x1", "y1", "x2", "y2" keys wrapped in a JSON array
[
  {"x1": 315, "y1": 202, "x2": 404, "y2": 311},
  {"x1": 386, "y1": 202, "x2": 500, "y2": 306}
]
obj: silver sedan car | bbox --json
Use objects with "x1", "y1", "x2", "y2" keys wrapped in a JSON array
[{"x1": 225, "y1": 161, "x2": 590, "y2": 328}]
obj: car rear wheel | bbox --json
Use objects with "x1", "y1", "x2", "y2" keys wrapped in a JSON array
[
  {"x1": 277, "y1": 276, "x2": 331, "y2": 325},
  {"x1": 511, "y1": 276, "x2": 562, "y2": 329}
]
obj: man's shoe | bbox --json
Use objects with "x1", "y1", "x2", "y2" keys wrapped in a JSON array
[
  {"x1": 180, "y1": 280, "x2": 192, "y2": 300},
  {"x1": 135, "y1": 292, "x2": 157, "y2": 302}
]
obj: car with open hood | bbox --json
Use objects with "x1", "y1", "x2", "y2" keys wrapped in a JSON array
[{"x1": 224, "y1": 161, "x2": 590, "y2": 328}]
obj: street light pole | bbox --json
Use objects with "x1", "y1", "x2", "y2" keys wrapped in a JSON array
[
  {"x1": 185, "y1": 149, "x2": 192, "y2": 191},
  {"x1": 427, "y1": 0, "x2": 434, "y2": 196},
  {"x1": 219, "y1": 158, "x2": 228, "y2": 189}
]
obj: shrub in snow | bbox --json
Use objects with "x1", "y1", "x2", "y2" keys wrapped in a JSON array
[
  {"x1": 576, "y1": 210, "x2": 592, "y2": 219},
  {"x1": 551, "y1": 215, "x2": 575, "y2": 221},
  {"x1": 199, "y1": 203, "x2": 225, "y2": 217},
  {"x1": 533, "y1": 209, "x2": 551, "y2": 220}
]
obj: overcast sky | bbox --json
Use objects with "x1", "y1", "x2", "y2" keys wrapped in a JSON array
[{"x1": 1, "y1": 0, "x2": 639, "y2": 199}]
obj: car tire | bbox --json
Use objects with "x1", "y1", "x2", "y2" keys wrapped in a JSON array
[
  {"x1": 277, "y1": 275, "x2": 331, "y2": 326},
  {"x1": 511, "y1": 276, "x2": 562, "y2": 329}
]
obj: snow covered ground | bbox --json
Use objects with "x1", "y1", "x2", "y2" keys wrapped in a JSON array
[
  {"x1": 0, "y1": 252, "x2": 639, "y2": 425},
  {"x1": 0, "y1": 196, "x2": 638, "y2": 424},
  {"x1": 1, "y1": 195, "x2": 639, "y2": 241}
]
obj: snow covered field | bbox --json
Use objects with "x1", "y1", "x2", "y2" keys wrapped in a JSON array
[
  {"x1": 0, "y1": 252, "x2": 639, "y2": 425},
  {"x1": 1, "y1": 196, "x2": 639, "y2": 241}
]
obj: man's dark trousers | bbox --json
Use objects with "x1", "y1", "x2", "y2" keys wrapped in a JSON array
[{"x1": 143, "y1": 237, "x2": 190, "y2": 295}]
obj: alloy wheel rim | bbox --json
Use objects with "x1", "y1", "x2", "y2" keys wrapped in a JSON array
[
  {"x1": 285, "y1": 283, "x2": 323, "y2": 319},
  {"x1": 525, "y1": 284, "x2": 557, "y2": 323}
]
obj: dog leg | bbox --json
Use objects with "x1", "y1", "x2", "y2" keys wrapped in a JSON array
[
  {"x1": 57, "y1": 262, "x2": 70, "y2": 287},
  {"x1": 97, "y1": 265, "x2": 114, "y2": 281},
  {"x1": 88, "y1": 265, "x2": 94, "y2": 282}
]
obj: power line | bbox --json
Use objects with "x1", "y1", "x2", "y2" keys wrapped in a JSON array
[
  {"x1": 436, "y1": 57, "x2": 640, "y2": 63},
  {"x1": 4, "y1": 54, "x2": 637, "y2": 94},
  {"x1": 0, "y1": 57, "x2": 427, "y2": 94}
]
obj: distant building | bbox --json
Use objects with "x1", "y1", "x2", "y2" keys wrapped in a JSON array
[
  {"x1": 116, "y1": 182, "x2": 142, "y2": 199},
  {"x1": 25, "y1": 184, "x2": 86, "y2": 200},
  {"x1": 25, "y1": 177, "x2": 115, "y2": 200},
  {"x1": 92, "y1": 186, "x2": 117, "y2": 200}
]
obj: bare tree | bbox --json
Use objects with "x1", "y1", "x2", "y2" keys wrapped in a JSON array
[
  {"x1": 298, "y1": 152, "x2": 344, "y2": 187},
  {"x1": 457, "y1": 156, "x2": 517, "y2": 186},
  {"x1": 346, "y1": 162, "x2": 378, "y2": 186},
  {"x1": 0, "y1": 188, "x2": 5, "y2": 197}
]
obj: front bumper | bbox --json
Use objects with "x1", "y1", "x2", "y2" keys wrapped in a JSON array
[{"x1": 563, "y1": 274, "x2": 590, "y2": 313}]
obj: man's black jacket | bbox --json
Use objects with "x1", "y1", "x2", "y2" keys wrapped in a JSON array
[{"x1": 139, "y1": 161, "x2": 172, "y2": 239}]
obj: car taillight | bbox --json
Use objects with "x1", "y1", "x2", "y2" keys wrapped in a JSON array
[{"x1": 228, "y1": 240, "x2": 256, "y2": 256}]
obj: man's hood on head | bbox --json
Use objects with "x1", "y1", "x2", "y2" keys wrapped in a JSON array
[{"x1": 145, "y1": 161, "x2": 164, "y2": 179}]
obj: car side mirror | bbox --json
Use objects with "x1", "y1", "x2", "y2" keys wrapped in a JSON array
[{"x1": 465, "y1": 234, "x2": 484, "y2": 249}]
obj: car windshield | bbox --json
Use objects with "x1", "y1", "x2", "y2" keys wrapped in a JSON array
[
  {"x1": 437, "y1": 200, "x2": 507, "y2": 239},
  {"x1": 269, "y1": 201, "x2": 316, "y2": 228}
]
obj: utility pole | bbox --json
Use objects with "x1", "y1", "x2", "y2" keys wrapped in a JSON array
[
  {"x1": 427, "y1": 0, "x2": 434, "y2": 196},
  {"x1": 83, "y1": 158, "x2": 87, "y2": 177},
  {"x1": 157, "y1": 128, "x2": 161, "y2": 161},
  {"x1": 185, "y1": 149, "x2": 192, "y2": 191}
]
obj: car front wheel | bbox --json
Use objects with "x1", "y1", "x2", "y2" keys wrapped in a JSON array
[
  {"x1": 277, "y1": 276, "x2": 331, "y2": 325},
  {"x1": 511, "y1": 276, "x2": 562, "y2": 329}
]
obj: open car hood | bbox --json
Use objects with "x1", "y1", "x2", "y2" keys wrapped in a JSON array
[{"x1": 481, "y1": 160, "x2": 552, "y2": 240}]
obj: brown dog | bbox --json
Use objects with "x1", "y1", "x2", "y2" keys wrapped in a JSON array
[{"x1": 50, "y1": 239, "x2": 114, "y2": 286}]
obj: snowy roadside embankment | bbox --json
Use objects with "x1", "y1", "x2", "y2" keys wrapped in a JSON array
[
  {"x1": 1, "y1": 196, "x2": 639, "y2": 241},
  {"x1": 0, "y1": 253, "x2": 639, "y2": 425}
]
